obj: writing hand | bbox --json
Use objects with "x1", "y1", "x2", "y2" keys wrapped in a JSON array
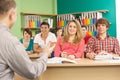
[
  {"x1": 86, "y1": 52, "x2": 96, "y2": 60},
  {"x1": 61, "y1": 52, "x2": 67, "y2": 58},
  {"x1": 68, "y1": 55, "x2": 75, "y2": 60}
]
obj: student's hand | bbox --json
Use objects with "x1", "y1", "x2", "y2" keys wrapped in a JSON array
[
  {"x1": 61, "y1": 52, "x2": 67, "y2": 58},
  {"x1": 43, "y1": 43, "x2": 55, "y2": 57},
  {"x1": 86, "y1": 52, "x2": 96, "y2": 60},
  {"x1": 27, "y1": 51, "x2": 33, "y2": 55},
  {"x1": 68, "y1": 55, "x2": 75, "y2": 60},
  {"x1": 49, "y1": 41, "x2": 56, "y2": 47},
  {"x1": 118, "y1": 52, "x2": 120, "y2": 56},
  {"x1": 98, "y1": 51, "x2": 108, "y2": 55}
]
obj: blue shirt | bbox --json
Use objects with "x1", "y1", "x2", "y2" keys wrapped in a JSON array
[{"x1": 20, "y1": 38, "x2": 34, "y2": 51}]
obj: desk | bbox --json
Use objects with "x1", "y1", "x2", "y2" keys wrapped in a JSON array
[
  {"x1": 15, "y1": 54, "x2": 120, "y2": 80},
  {"x1": 40, "y1": 59, "x2": 120, "y2": 80}
]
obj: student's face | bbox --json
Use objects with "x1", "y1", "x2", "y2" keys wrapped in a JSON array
[
  {"x1": 97, "y1": 23, "x2": 108, "y2": 34},
  {"x1": 24, "y1": 31, "x2": 30, "y2": 39},
  {"x1": 40, "y1": 25, "x2": 50, "y2": 34},
  {"x1": 82, "y1": 27, "x2": 87, "y2": 36},
  {"x1": 57, "y1": 29, "x2": 62, "y2": 37},
  {"x1": 68, "y1": 22, "x2": 77, "y2": 36}
]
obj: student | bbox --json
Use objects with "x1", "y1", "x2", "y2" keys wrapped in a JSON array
[
  {"x1": 34, "y1": 22, "x2": 57, "y2": 57},
  {"x1": 0, "y1": 0, "x2": 55, "y2": 79},
  {"x1": 54, "y1": 20, "x2": 85, "y2": 59},
  {"x1": 55, "y1": 27, "x2": 63, "y2": 39},
  {"x1": 20, "y1": 28, "x2": 33, "y2": 54},
  {"x1": 81, "y1": 25, "x2": 92, "y2": 44},
  {"x1": 85, "y1": 18, "x2": 120, "y2": 59}
]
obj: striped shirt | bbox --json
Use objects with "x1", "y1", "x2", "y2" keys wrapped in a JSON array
[
  {"x1": 86, "y1": 35, "x2": 120, "y2": 54},
  {"x1": 0, "y1": 23, "x2": 48, "y2": 80}
]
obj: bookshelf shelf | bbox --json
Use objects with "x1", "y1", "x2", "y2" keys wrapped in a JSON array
[
  {"x1": 21, "y1": 12, "x2": 57, "y2": 30},
  {"x1": 21, "y1": 10, "x2": 108, "y2": 36}
]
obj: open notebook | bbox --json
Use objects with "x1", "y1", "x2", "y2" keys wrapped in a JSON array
[
  {"x1": 94, "y1": 54, "x2": 120, "y2": 61},
  {"x1": 47, "y1": 57, "x2": 77, "y2": 64}
]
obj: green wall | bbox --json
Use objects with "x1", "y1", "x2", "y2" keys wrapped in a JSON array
[
  {"x1": 12, "y1": 0, "x2": 116, "y2": 38},
  {"x1": 57, "y1": 0, "x2": 116, "y2": 37},
  {"x1": 11, "y1": 0, "x2": 21, "y2": 38},
  {"x1": 12, "y1": 0, "x2": 57, "y2": 39},
  {"x1": 20, "y1": 0, "x2": 57, "y2": 14}
]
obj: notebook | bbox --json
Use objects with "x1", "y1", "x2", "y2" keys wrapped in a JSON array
[{"x1": 47, "y1": 57, "x2": 77, "y2": 64}]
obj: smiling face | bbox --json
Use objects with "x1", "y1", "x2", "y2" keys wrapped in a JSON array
[
  {"x1": 40, "y1": 24, "x2": 50, "y2": 34},
  {"x1": 56, "y1": 28, "x2": 63, "y2": 37},
  {"x1": 95, "y1": 18, "x2": 110, "y2": 35},
  {"x1": 23, "y1": 31, "x2": 31, "y2": 40},
  {"x1": 97, "y1": 23, "x2": 108, "y2": 35},
  {"x1": 63, "y1": 20, "x2": 83, "y2": 44},
  {"x1": 67, "y1": 22, "x2": 77, "y2": 36},
  {"x1": 82, "y1": 27, "x2": 87, "y2": 37},
  {"x1": 23, "y1": 28, "x2": 32, "y2": 40}
]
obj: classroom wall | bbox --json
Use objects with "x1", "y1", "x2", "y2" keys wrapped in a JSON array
[
  {"x1": 57, "y1": 0, "x2": 116, "y2": 37},
  {"x1": 116, "y1": 0, "x2": 120, "y2": 42},
  {"x1": 12, "y1": 0, "x2": 57, "y2": 39},
  {"x1": 12, "y1": 0, "x2": 116, "y2": 38},
  {"x1": 11, "y1": 0, "x2": 21, "y2": 38}
]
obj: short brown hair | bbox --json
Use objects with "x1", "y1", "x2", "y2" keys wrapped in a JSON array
[
  {"x1": 81, "y1": 25, "x2": 87, "y2": 29},
  {"x1": 95, "y1": 18, "x2": 110, "y2": 29},
  {"x1": 40, "y1": 22, "x2": 50, "y2": 28},
  {"x1": 55, "y1": 27, "x2": 64, "y2": 36},
  {"x1": 23, "y1": 28, "x2": 32, "y2": 37},
  {"x1": 0, "y1": 0, "x2": 16, "y2": 15}
]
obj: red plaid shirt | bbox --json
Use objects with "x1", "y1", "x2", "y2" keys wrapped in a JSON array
[{"x1": 86, "y1": 35, "x2": 120, "y2": 54}]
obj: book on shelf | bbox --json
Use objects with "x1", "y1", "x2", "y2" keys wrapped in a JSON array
[{"x1": 22, "y1": 15, "x2": 41, "y2": 28}]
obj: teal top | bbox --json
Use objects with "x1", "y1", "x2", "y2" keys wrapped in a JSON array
[{"x1": 20, "y1": 38, "x2": 34, "y2": 51}]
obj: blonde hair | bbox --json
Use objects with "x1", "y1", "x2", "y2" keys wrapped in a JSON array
[{"x1": 62, "y1": 20, "x2": 83, "y2": 45}]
